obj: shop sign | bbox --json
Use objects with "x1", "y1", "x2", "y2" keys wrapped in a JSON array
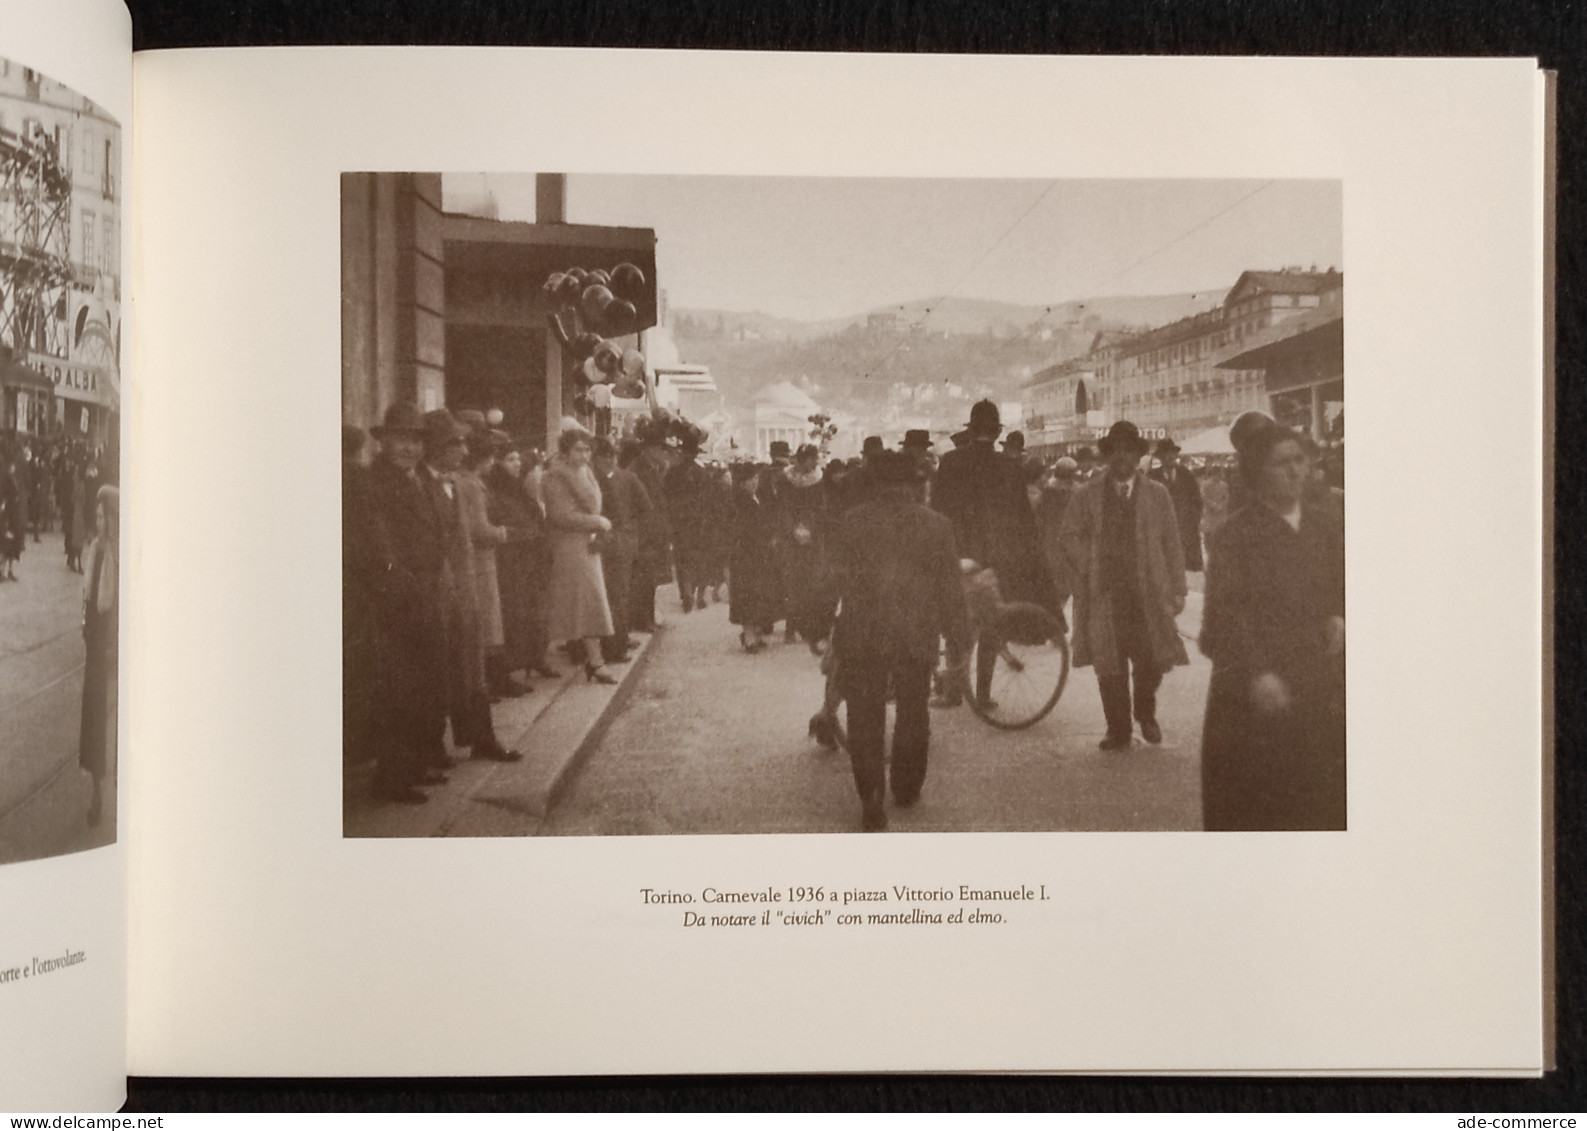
[{"x1": 28, "y1": 352, "x2": 107, "y2": 403}]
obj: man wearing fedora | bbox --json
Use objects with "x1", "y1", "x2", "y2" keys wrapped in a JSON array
[
  {"x1": 1151, "y1": 436, "x2": 1205, "y2": 572},
  {"x1": 355, "y1": 403, "x2": 452, "y2": 804},
  {"x1": 1055, "y1": 420, "x2": 1189, "y2": 749},
  {"x1": 931, "y1": 399, "x2": 1056, "y2": 706}
]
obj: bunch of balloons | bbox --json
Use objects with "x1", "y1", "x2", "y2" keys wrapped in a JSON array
[{"x1": 542, "y1": 262, "x2": 650, "y2": 402}]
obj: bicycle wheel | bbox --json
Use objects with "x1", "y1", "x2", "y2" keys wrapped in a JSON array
[{"x1": 968, "y1": 602, "x2": 1070, "y2": 730}]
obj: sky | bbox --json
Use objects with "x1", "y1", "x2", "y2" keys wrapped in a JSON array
[{"x1": 443, "y1": 174, "x2": 1341, "y2": 323}]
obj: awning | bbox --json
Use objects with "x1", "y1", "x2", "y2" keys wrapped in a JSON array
[
  {"x1": 1218, "y1": 313, "x2": 1343, "y2": 372},
  {"x1": 1177, "y1": 425, "x2": 1235, "y2": 455}
]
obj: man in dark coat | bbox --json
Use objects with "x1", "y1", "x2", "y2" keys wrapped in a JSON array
[
  {"x1": 830, "y1": 451, "x2": 971, "y2": 831},
  {"x1": 664, "y1": 436, "x2": 716, "y2": 612},
  {"x1": 1055, "y1": 420, "x2": 1188, "y2": 750},
  {"x1": 626, "y1": 432, "x2": 673, "y2": 630},
  {"x1": 1152, "y1": 437, "x2": 1204, "y2": 572},
  {"x1": 929, "y1": 399, "x2": 1056, "y2": 706},
  {"x1": 356, "y1": 404, "x2": 451, "y2": 804},
  {"x1": 594, "y1": 435, "x2": 654, "y2": 663}
]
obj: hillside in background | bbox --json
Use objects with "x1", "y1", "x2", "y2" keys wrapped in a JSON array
[{"x1": 672, "y1": 290, "x2": 1223, "y2": 428}]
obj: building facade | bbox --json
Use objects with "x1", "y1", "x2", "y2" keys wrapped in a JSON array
[
  {"x1": 1023, "y1": 268, "x2": 1342, "y2": 452},
  {"x1": 0, "y1": 57, "x2": 121, "y2": 449}
]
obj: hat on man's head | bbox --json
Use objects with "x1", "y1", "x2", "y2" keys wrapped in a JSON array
[
  {"x1": 370, "y1": 402, "x2": 426, "y2": 439},
  {"x1": 861, "y1": 435, "x2": 884, "y2": 457},
  {"x1": 794, "y1": 443, "x2": 820, "y2": 462},
  {"x1": 966, "y1": 399, "x2": 1002, "y2": 438},
  {"x1": 453, "y1": 409, "x2": 487, "y2": 434},
  {"x1": 421, "y1": 409, "x2": 468, "y2": 451},
  {"x1": 768, "y1": 441, "x2": 792, "y2": 460},
  {"x1": 1003, "y1": 430, "x2": 1025, "y2": 452},
  {"x1": 872, "y1": 448, "x2": 923, "y2": 486},
  {"x1": 1156, "y1": 436, "x2": 1182, "y2": 457},
  {"x1": 901, "y1": 429, "x2": 934, "y2": 450},
  {"x1": 1097, "y1": 420, "x2": 1149, "y2": 458},
  {"x1": 1054, "y1": 456, "x2": 1079, "y2": 478}
]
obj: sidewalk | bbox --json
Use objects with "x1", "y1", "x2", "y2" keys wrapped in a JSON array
[{"x1": 342, "y1": 628, "x2": 662, "y2": 838}]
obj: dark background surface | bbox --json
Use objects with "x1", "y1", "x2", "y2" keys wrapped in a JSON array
[{"x1": 119, "y1": 0, "x2": 1580, "y2": 1113}]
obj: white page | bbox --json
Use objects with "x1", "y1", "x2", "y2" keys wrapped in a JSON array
[
  {"x1": 130, "y1": 48, "x2": 1546, "y2": 1076},
  {"x1": 0, "y1": 0, "x2": 129, "y2": 1113}
]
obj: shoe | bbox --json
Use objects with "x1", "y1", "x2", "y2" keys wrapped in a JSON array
[
  {"x1": 739, "y1": 631, "x2": 763, "y2": 654},
  {"x1": 374, "y1": 785, "x2": 429, "y2": 805},
  {"x1": 493, "y1": 676, "x2": 533, "y2": 698},
  {"x1": 1139, "y1": 719, "x2": 1163, "y2": 744},
  {"x1": 892, "y1": 790, "x2": 919, "y2": 809},
  {"x1": 860, "y1": 796, "x2": 888, "y2": 832},
  {"x1": 584, "y1": 664, "x2": 618, "y2": 685},
  {"x1": 530, "y1": 663, "x2": 561, "y2": 680},
  {"x1": 1098, "y1": 732, "x2": 1132, "y2": 751},
  {"x1": 930, "y1": 691, "x2": 963, "y2": 709},
  {"x1": 808, "y1": 712, "x2": 839, "y2": 750},
  {"x1": 472, "y1": 743, "x2": 523, "y2": 762}
]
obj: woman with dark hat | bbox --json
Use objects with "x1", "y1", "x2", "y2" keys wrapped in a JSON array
[
  {"x1": 1199, "y1": 416, "x2": 1345, "y2": 830},
  {"x1": 665, "y1": 429, "x2": 716, "y2": 613},
  {"x1": 776, "y1": 443, "x2": 833, "y2": 650},
  {"x1": 487, "y1": 439, "x2": 556, "y2": 687},
  {"x1": 728, "y1": 462, "x2": 782, "y2": 652}
]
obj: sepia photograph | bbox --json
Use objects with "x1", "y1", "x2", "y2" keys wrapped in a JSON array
[
  {"x1": 342, "y1": 173, "x2": 1344, "y2": 838},
  {"x1": 0, "y1": 54, "x2": 122, "y2": 864}
]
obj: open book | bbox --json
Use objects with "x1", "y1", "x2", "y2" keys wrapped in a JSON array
[{"x1": 0, "y1": 0, "x2": 1552, "y2": 1111}]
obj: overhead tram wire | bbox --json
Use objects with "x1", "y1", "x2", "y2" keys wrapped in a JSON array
[{"x1": 809, "y1": 178, "x2": 1282, "y2": 390}]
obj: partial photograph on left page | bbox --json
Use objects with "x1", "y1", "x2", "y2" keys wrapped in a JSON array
[{"x1": 0, "y1": 53, "x2": 122, "y2": 866}]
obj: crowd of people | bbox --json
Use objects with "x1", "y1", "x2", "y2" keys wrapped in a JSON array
[
  {"x1": 0, "y1": 437, "x2": 108, "y2": 580},
  {"x1": 0, "y1": 433, "x2": 120, "y2": 828},
  {"x1": 344, "y1": 396, "x2": 1345, "y2": 835}
]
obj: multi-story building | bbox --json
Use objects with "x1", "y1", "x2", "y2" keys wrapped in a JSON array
[
  {"x1": 1023, "y1": 268, "x2": 1342, "y2": 453},
  {"x1": 0, "y1": 57, "x2": 121, "y2": 448}
]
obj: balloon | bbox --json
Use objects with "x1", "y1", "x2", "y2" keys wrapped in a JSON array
[
  {"x1": 568, "y1": 332, "x2": 601, "y2": 360},
  {"x1": 587, "y1": 268, "x2": 611, "y2": 288},
  {"x1": 542, "y1": 271, "x2": 566, "y2": 295},
  {"x1": 602, "y1": 299, "x2": 637, "y2": 336},
  {"x1": 620, "y1": 348, "x2": 646, "y2": 379},
  {"x1": 485, "y1": 408, "x2": 504, "y2": 426},
  {"x1": 592, "y1": 340, "x2": 622, "y2": 376},
  {"x1": 579, "y1": 357, "x2": 602, "y2": 386},
  {"x1": 564, "y1": 266, "x2": 588, "y2": 284},
  {"x1": 556, "y1": 274, "x2": 584, "y2": 304},
  {"x1": 609, "y1": 262, "x2": 646, "y2": 300},
  {"x1": 581, "y1": 284, "x2": 614, "y2": 323}
]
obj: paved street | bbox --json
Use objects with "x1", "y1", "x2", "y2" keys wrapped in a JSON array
[
  {"x1": 0, "y1": 530, "x2": 113, "y2": 863},
  {"x1": 540, "y1": 583, "x2": 1209, "y2": 835}
]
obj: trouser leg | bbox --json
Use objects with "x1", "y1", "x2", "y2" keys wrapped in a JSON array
[
  {"x1": 1097, "y1": 673, "x2": 1133, "y2": 738},
  {"x1": 840, "y1": 659, "x2": 888, "y2": 804},
  {"x1": 1131, "y1": 662, "x2": 1163, "y2": 724},
  {"x1": 889, "y1": 659, "x2": 933, "y2": 803}
]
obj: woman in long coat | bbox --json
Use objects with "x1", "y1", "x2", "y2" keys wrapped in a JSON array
[
  {"x1": 456, "y1": 433, "x2": 514, "y2": 696},
  {"x1": 81, "y1": 485, "x2": 118, "y2": 826},
  {"x1": 728, "y1": 463, "x2": 783, "y2": 652},
  {"x1": 1199, "y1": 421, "x2": 1345, "y2": 831},
  {"x1": 543, "y1": 427, "x2": 617, "y2": 682},
  {"x1": 774, "y1": 445, "x2": 834, "y2": 648},
  {"x1": 487, "y1": 444, "x2": 552, "y2": 685}
]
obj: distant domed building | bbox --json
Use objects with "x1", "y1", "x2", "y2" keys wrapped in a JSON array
[{"x1": 752, "y1": 380, "x2": 819, "y2": 460}]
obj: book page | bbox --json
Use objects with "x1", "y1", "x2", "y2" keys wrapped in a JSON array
[
  {"x1": 0, "y1": 0, "x2": 129, "y2": 1113},
  {"x1": 130, "y1": 49, "x2": 1546, "y2": 1076}
]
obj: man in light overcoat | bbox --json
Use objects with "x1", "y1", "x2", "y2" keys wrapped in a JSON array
[{"x1": 1055, "y1": 420, "x2": 1189, "y2": 749}]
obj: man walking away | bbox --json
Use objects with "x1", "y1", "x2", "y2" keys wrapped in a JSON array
[{"x1": 830, "y1": 451, "x2": 970, "y2": 831}]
